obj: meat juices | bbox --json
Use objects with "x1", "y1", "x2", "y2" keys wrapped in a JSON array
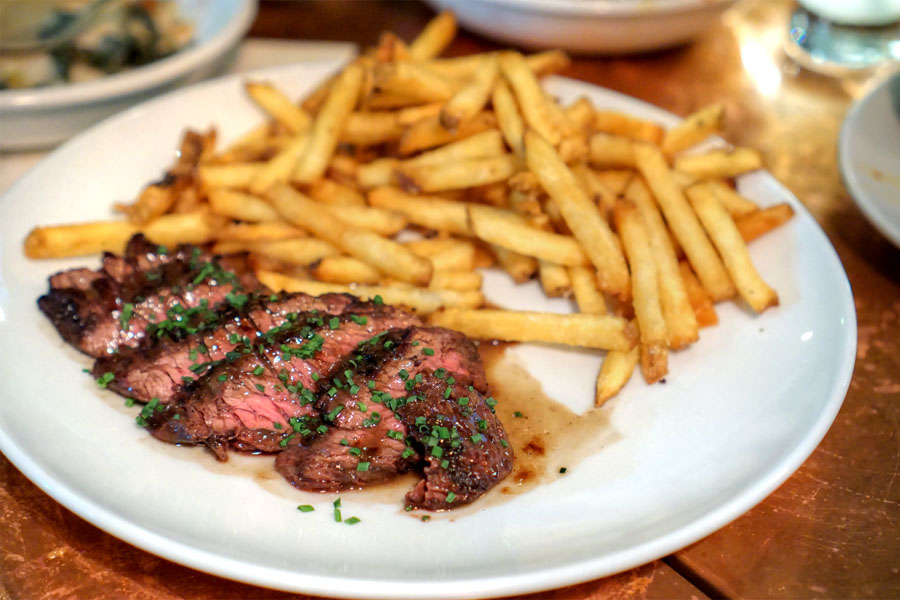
[{"x1": 39, "y1": 235, "x2": 513, "y2": 510}]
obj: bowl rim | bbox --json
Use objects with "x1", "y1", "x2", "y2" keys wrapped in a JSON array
[
  {"x1": 0, "y1": 0, "x2": 257, "y2": 110},
  {"x1": 460, "y1": 0, "x2": 736, "y2": 16}
]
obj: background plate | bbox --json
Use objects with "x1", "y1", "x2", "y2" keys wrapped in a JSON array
[
  {"x1": 839, "y1": 72, "x2": 900, "y2": 249},
  {"x1": 0, "y1": 60, "x2": 856, "y2": 599}
]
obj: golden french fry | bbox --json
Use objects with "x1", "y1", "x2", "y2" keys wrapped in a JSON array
[
  {"x1": 245, "y1": 81, "x2": 311, "y2": 135},
  {"x1": 595, "y1": 346, "x2": 640, "y2": 406},
  {"x1": 405, "y1": 238, "x2": 476, "y2": 271},
  {"x1": 525, "y1": 130, "x2": 630, "y2": 297},
  {"x1": 292, "y1": 63, "x2": 364, "y2": 184},
  {"x1": 679, "y1": 261, "x2": 718, "y2": 327},
  {"x1": 429, "y1": 270, "x2": 483, "y2": 291},
  {"x1": 570, "y1": 162, "x2": 617, "y2": 219},
  {"x1": 119, "y1": 183, "x2": 175, "y2": 226},
  {"x1": 143, "y1": 212, "x2": 220, "y2": 248},
  {"x1": 686, "y1": 182, "x2": 779, "y2": 313},
  {"x1": 425, "y1": 49, "x2": 569, "y2": 81},
  {"x1": 217, "y1": 222, "x2": 306, "y2": 242},
  {"x1": 614, "y1": 200, "x2": 669, "y2": 383},
  {"x1": 308, "y1": 178, "x2": 366, "y2": 206},
  {"x1": 625, "y1": 177, "x2": 698, "y2": 349},
  {"x1": 24, "y1": 221, "x2": 139, "y2": 258},
  {"x1": 429, "y1": 309, "x2": 637, "y2": 351},
  {"x1": 258, "y1": 271, "x2": 480, "y2": 314},
  {"x1": 311, "y1": 255, "x2": 382, "y2": 284},
  {"x1": 408, "y1": 11, "x2": 456, "y2": 61},
  {"x1": 199, "y1": 163, "x2": 264, "y2": 190},
  {"x1": 252, "y1": 238, "x2": 341, "y2": 266},
  {"x1": 441, "y1": 55, "x2": 498, "y2": 131},
  {"x1": 557, "y1": 135, "x2": 588, "y2": 164},
  {"x1": 735, "y1": 203, "x2": 794, "y2": 242},
  {"x1": 565, "y1": 97, "x2": 594, "y2": 133},
  {"x1": 373, "y1": 30, "x2": 410, "y2": 62},
  {"x1": 395, "y1": 102, "x2": 444, "y2": 126},
  {"x1": 588, "y1": 132, "x2": 638, "y2": 168},
  {"x1": 706, "y1": 180, "x2": 759, "y2": 218},
  {"x1": 492, "y1": 79, "x2": 525, "y2": 157},
  {"x1": 372, "y1": 61, "x2": 457, "y2": 104},
  {"x1": 267, "y1": 184, "x2": 433, "y2": 285},
  {"x1": 327, "y1": 154, "x2": 359, "y2": 185},
  {"x1": 634, "y1": 142, "x2": 736, "y2": 302},
  {"x1": 524, "y1": 49, "x2": 570, "y2": 76},
  {"x1": 398, "y1": 111, "x2": 496, "y2": 155},
  {"x1": 368, "y1": 186, "x2": 471, "y2": 235},
  {"x1": 661, "y1": 104, "x2": 725, "y2": 157},
  {"x1": 593, "y1": 169, "x2": 635, "y2": 196},
  {"x1": 398, "y1": 154, "x2": 518, "y2": 193},
  {"x1": 499, "y1": 51, "x2": 561, "y2": 145},
  {"x1": 594, "y1": 110, "x2": 664, "y2": 144},
  {"x1": 468, "y1": 204, "x2": 589, "y2": 266},
  {"x1": 357, "y1": 159, "x2": 398, "y2": 189},
  {"x1": 410, "y1": 129, "x2": 506, "y2": 166},
  {"x1": 317, "y1": 203, "x2": 408, "y2": 236},
  {"x1": 249, "y1": 132, "x2": 310, "y2": 194},
  {"x1": 569, "y1": 266, "x2": 607, "y2": 314},
  {"x1": 339, "y1": 112, "x2": 404, "y2": 146},
  {"x1": 492, "y1": 245, "x2": 538, "y2": 283},
  {"x1": 674, "y1": 147, "x2": 763, "y2": 179},
  {"x1": 538, "y1": 261, "x2": 572, "y2": 297},
  {"x1": 208, "y1": 188, "x2": 282, "y2": 222}
]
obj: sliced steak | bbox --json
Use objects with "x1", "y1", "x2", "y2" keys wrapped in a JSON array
[
  {"x1": 93, "y1": 292, "x2": 361, "y2": 404},
  {"x1": 143, "y1": 306, "x2": 422, "y2": 459},
  {"x1": 275, "y1": 326, "x2": 511, "y2": 509},
  {"x1": 38, "y1": 235, "x2": 263, "y2": 357}
]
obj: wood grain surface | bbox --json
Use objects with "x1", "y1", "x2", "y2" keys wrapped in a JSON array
[{"x1": 2, "y1": 1, "x2": 898, "y2": 598}]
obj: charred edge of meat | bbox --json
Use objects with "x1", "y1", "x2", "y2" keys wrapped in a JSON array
[
  {"x1": 141, "y1": 307, "x2": 422, "y2": 460},
  {"x1": 399, "y1": 372, "x2": 513, "y2": 510}
]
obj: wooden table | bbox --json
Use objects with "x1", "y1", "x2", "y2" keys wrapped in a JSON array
[{"x1": 2, "y1": 1, "x2": 899, "y2": 598}]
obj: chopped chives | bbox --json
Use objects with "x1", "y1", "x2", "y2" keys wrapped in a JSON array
[
  {"x1": 445, "y1": 491, "x2": 456, "y2": 503},
  {"x1": 422, "y1": 348, "x2": 435, "y2": 356},
  {"x1": 297, "y1": 504, "x2": 314, "y2": 512},
  {"x1": 344, "y1": 516, "x2": 361, "y2": 525},
  {"x1": 356, "y1": 462, "x2": 370, "y2": 472}
]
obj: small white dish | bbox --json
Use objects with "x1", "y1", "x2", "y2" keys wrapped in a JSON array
[
  {"x1": 0, "y1": 62, "x2": 856, "y2": 598},
  {"x1": 423, "y1": 0, "x2": 736, "y2": 54},
  {"x1": 0, "y1": 0, "x2": 257, "y2": 151},
  {"x1": 839, "y1": 72, "x2": 900, "y2": 248}
]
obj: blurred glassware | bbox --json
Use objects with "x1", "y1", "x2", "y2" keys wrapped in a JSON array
[{"x1": 786, "y1": 0, "x2": 900, "y2": 75}]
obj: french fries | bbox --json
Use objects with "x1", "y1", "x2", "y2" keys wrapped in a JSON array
[
  {"x1": 429, "y1": 309, "x2": 637, "y2": 351},
  {"x1": 24, "y1": 11, "x2": 792, "y2": 409},
  {"x1": 526, "y1": 130, "x2": 630, "y2": 297},
  {"x1": 24, "y1": 221, "x2": 139, "y2": 258},
  {"x1": 614, "y1": 200, "x2": 668, "y2": 383},
  {"x1": 468, "y1": 204, "x2": 589, "y2": 267},
  {"x1": 686, "y1": 182, "x2": 778, "y2": 313}
]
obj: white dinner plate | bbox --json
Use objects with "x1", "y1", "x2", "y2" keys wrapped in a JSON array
[
  {"x1": 0, "y1": 59, "x2": 856, "y2": 599},
  {"x1": 839, "y1": 72, "x2": 900, "y2": 249}
]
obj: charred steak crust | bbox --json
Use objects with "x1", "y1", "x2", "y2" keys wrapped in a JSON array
[
  {"x1": 143, "y1": 305, "x2": 422, "y2": 460},
  {"x1": 93, "y1": 292, "x2": 363, "y2": 404},
  {"x1": 38, "y1": 234, "x2": 265, "y2": 357},
  {"x1": 275, "y1": 326, "x2": 512, "y2": 508}
]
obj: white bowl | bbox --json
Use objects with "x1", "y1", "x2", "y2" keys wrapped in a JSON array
[
  {"x1": 0, "y1": 0, "x2": 257, "y2": 151},
  {"x1": 424, "y1": 0, "x2": 736, "y2": 54}
]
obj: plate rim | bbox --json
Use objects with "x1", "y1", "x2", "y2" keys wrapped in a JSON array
[
  {"x1": 0, "y1": 61, "x2": 858, "y2": 599},
  {"x1": 0, "y1": 0, "x2": 257, "y2": 110},
  {"x1": 838, "y1": 72, "x2": 900, "y2": 249}
]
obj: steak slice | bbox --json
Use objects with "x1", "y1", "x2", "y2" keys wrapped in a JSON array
[
  {"x1": 275, "y1": 326, "x2": 511, "y2": 509},
  {"x1": 38, "y1": 235, "x2": 263, "y2": 357},
  {"x1": 93, "y1": 292, "x2": 360, "y2": 404},
  {"x1": 143, "y1": 306, "x2": 422, "y2": 459}
]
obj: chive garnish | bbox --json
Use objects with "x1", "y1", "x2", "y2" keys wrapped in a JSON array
[{"x1": 297, "y1": 504, "x2": 314, "y2": 512}]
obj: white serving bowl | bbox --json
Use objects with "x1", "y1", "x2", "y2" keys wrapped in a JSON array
[
  {"x1": 0, "y1": 0, "x2": 257, "y2": 151},
  {"x1": 424, "y1": 0, "x2": 736, "y2": 54}
]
